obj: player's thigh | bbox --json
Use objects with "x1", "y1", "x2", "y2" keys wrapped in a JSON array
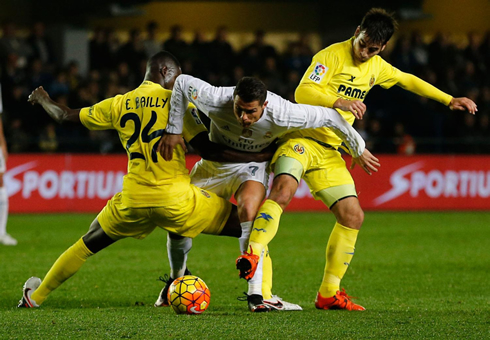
[
  {"x1": 271, "y1": 138, "x2": 310, "y2": 182},
  {"x1": 151, "y1": 185, "x2": 233, "y2": 238},
  {"x1": 303, "y1": 150, "x2": 357, "y2": 209},
  {"x1": 190, "y1": 159, "x2": 233, "y2": 199},
  {"x1": 96, "y1": 192, "x2": 156, "y2": 241},
  {"x1": 191, "y1": 160, "x2": 269, "y2": 201}
]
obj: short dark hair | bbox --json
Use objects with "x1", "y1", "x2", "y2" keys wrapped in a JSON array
[
  {"x1": 148, "y1": 50, "x2": 180, "y2": 70},
  {"x1": 233, "y1": 77, "x2": 267, "y2": 105},
  {"x1": 360, "y1": 8, "x2": 398, "y2": 45}
]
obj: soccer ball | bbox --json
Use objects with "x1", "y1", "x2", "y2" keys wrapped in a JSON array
[{"x1": 167, "y1": 275, "x2": 211, "y2": 314}]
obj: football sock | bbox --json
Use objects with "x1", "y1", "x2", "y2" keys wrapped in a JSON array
[
  {"x1": 0, "y1": 187, "x2": 8, "y2": 236},
  {"x1": 247, "y1": 249, "x2": 264, "y2": 296},
  {"x1": 167, "y1": 235, "x2": 192, "y2": 278},
  {"x1": 31, "y1": 238, "x2": 93, "y2": 305},
  {"x1": 248, "y1": 199, "x2": 283, "y2": 260},
  {"x1": 261, "y1": 248, "x2": 273, "y2": 300},
  {"x1": 319, "y1": 222, "x2": 359, "y2": 298},
  {"x1": 238, "y1": 221, "x2": 252, "y2": 254}
]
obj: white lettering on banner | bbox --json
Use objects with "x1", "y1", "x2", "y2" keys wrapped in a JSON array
[
  {"x1": 5, "y1": 162, "x2": 125, "y2": 200},
  {"x1": 375, "y1": 162, "x2": 490, "y2": 205}
]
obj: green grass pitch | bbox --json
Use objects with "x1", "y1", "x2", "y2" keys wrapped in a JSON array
[{"x1": 1, "y1": 212, "x2": 489, "y2": 339}]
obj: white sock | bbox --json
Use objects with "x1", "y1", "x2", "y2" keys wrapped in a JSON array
[
  {"x1": 0, "y1": 187, "x2": 8, "y2": 236},
  {"x1": 239, "y1": 221, "x2": 253, "y2": 254},
  {"x1": 247, "y1": 249, "x2": 264, "y2": 296},
  {"x1": 167, "y1": 234, "x2": 192, "y2": 278}
]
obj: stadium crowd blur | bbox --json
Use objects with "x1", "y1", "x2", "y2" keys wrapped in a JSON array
[{"x1": 1, "y1": 21, "x2": 489, "y2": 155}]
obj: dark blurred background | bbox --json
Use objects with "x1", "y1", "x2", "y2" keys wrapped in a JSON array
[{"x1": 1, "y1": 0, "x2": 489, "y2": 155}]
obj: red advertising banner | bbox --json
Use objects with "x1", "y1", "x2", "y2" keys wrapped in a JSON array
[
  {"x1": 5, "y1": 154, "x2": 490, "y2": 213},
  {"x1": 6, "y1": 154, "x2": 127, "y2": 213}
]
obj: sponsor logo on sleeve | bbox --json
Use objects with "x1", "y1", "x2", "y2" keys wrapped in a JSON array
[
  {"x1": 308, "y1": 62, "x2": 328, "y2": 83},
  {"x1": 190, "y1": 108, "x2": 202, "y2": 125},
  {"x1": 191, "y1": 88, "x2": 198, "y2": 100}
]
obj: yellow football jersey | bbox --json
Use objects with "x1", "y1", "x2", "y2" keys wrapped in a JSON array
[
  {"x1": 292, "y1": 37, "x2": 452, "y2": 148},
  {"x1": 80, "y1": 81, "x2": 206, "y2": 208}
]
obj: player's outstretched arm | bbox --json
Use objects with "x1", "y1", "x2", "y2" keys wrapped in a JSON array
[
  {"x1": 449, "y1": 97, "x2": 478, "y2": 115},
  {"x1": 28, "y1": 86, "x2": 80, "y2": 124},
  {"x1": 350, "y1": 149, "x2": 380, "y2": 175}
]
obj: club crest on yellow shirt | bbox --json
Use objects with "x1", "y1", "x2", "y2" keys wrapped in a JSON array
[
  {"x1": 293, "y1": 144, "x2": 305, "y2": 154},
  {"x1": 369, "y1": 75, "x2": 375, "y2": 88},
  {"x1": 200, "y1": 189, "x2": 211, "y2": 198}
]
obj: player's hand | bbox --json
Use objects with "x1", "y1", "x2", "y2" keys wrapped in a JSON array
[
  {"x1": 334, "y1": 98, "x2": 366, "y2": 119},
  {"x1": 449, "y1": 97, "x2": 477, "y2": 115},
  {"x1": 157, "y1": 132, "x2": 187, "y2": 161},
  {"x1": 27, "y1": 86, "x2": 50, "y2": 105},
  {"x1": 351, "y1": 149, "x2": 380, "y2": 175}
]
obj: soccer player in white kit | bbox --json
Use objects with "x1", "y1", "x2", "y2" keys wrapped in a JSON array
[
  {"x1": 158, "y1": 74, "x2": 379, "y2": 312},
  {"x1": 0, "y1": 83, "x2": 16, "y2": 246}
]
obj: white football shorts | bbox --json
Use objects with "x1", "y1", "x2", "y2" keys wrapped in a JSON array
[{"x1": 190, "y1": 159, "x2": 269, "y2": 200}]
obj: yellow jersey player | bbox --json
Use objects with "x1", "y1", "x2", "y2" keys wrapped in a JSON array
[
  {"x1": 242, "y1": 8, "x2": 477, "y2": 311},
  {"x1": 18, "y1": 51, "x2": 248, "y2": 308}
]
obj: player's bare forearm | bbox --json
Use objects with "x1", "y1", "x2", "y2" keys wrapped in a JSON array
[{"x1": 28, "y1": 86, "x2": 80, "y2": 124}]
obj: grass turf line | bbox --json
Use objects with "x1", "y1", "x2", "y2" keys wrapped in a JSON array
[{"x1": 1, "y1": 212, "x2": 489, "y2": 339}]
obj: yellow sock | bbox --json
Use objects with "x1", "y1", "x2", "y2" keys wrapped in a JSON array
[
  {"x1": 32, "y1": 238, "x2": 93, "y2": 305},
  {"x1": 248, "y1": 199, "x2": 283, "y2": 258},
  {"x1": 261, "y1": 247, "x2": 273, "y2": 300},
  {"x1": 319, "y1": 223, "x2": 359, "y2": 298}
]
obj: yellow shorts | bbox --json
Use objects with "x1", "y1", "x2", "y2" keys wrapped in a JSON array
[
  {"x1": 97, "y1": 185, "x2": 232, "y2": 240},
  {"x1": 271, "y1": 137, "x2": 357, "y2": 208}
]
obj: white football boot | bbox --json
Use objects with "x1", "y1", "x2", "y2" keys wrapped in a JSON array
[{"x1": 18, "y1": 277, "x2": 41, "y2": 308}]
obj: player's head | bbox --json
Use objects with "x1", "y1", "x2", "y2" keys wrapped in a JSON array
[
  {"x1": 145, "y1": 51, "x2": 182, "y2": 90},
  {"x1": 352, "y1": 8, "x2": 397, "y2": 63},
  {"x1": 233, "y1": 77, "x2": 268, "y2": 128}
]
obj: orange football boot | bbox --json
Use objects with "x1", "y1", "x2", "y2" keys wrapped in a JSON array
[
  {"x1": 315, "y1": 288, "x2": 366, "y2": 311},
  {"x1": 235, "y1": 249, "x2": 260, "y2": 281}
]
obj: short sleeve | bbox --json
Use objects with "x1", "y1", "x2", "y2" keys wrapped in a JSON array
[{"x1": 80, "y1": 97, "x2": 117, "y2": 130}]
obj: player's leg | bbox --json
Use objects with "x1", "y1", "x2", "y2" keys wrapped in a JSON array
[
  {"x1": 0, "y1": 162, "x2": 16, "y2": 245},
  {"x1": 305, "y1": 149, "x2": 365, "y2": 311},
  {"x1": 24, "y1": 218, "x2": 116, "y2": 307},
  {"x1": 240, "y1": 155, "x2": 303, "y2": 280},
  {"x1": 154, "y1": 232, "x2": 193, "y2": 307},
  {"x1": 234, "y1": 180, "x2": 271, "y2": 311},
  {"x1": 20, "y1": 192, "x2": 152, "y2": 308}
]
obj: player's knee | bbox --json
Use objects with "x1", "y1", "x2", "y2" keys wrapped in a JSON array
[
  {"x1": 268, "y1": 176, "x2": 297, "y2": 209},
  {"x1": 338, "y1": 207, "x2": 364, "y2": 229},
  {"x1": 82, "y1": 219, "x2": 116, "y2": 253},
  {"x1": 237, "y1": 202, "x2": 259, "y2": 222}
]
